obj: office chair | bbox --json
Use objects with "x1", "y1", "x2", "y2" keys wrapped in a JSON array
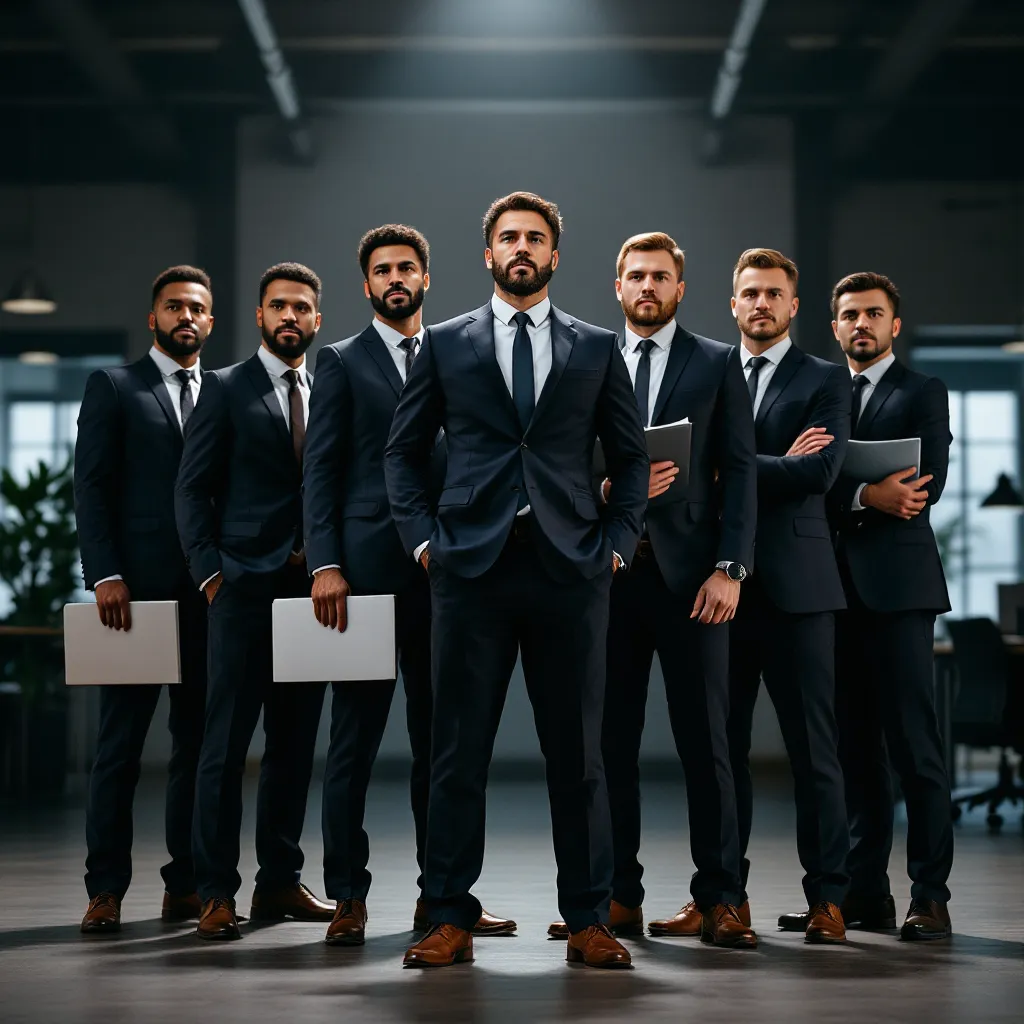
[{"x1": 945, "y1": 617, "x2": 1024, "y2": 831}]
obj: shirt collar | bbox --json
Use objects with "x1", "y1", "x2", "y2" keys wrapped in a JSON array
[
  {"x1": 623, "y1": 320, "x2": 677, "y2": 355},
  {"x1": 852, "y1": 351, "x2": 895, "y2": 386},
  {"x1": 257, "y1": 343, "x2": 307, "y2": 384},
  {"x1": 490, "y1": 292, "x2": 551, "y2": 328},
  {"x1": 372, "y1": 317, "x2": 425, "y2": 350},
  {"x1": 740, "y1": 335, "x2": 791, "y2": 367},
  {"x1": 149, "y1": 344, "x2": 200, "y2": 379}
]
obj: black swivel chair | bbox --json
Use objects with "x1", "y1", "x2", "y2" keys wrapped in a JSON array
[{"x1": 945, "y1": 617, "x2": 1024, "y2": 831}]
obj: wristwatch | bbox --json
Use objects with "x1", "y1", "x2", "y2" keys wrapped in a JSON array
[{"x1": 715, "y1": 560, "x2": 748, "y2": 582}]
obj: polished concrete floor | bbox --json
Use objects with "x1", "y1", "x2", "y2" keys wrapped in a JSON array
[{"x1": 1, "y1": 770, "x2": 1022, "y2": 1024}]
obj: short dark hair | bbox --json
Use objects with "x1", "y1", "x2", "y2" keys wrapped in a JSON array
[
  {"x1": 151, "y1": 265, "x2": 211, "y2": 308},
  {"x1": 732, "y1": 248, "x2": 799, "y2": 294},
  {"x1": 357, "y1": 224, "x2": 430, "y2": 278},
  {"x1": 258, "y1": 262, "x2": 322, "y2": 307},
  {"x1": 831, "y1": 271, "x2": 901, "y2": 318},
  {"x1": 616, "y1": 232, "x2": 685, "y2": 280},
  {"x1": 483, "y1": 191, "x2": 563, "y2": 248}
]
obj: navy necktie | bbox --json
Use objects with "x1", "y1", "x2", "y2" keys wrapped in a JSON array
[
  {"x1": 634, "y1": 339, "x2": 655, "y2": 427},
  {"x1": 851, "y1": 374, "x2": 868, "y2": 436},
  {"x1": 746, "y1": 355, "x2": 768, "y2": 409},
  {"x1": 398, "y1": 336, "x2": 418, "y2": 381},
  {"x1": 174, "y1": 369, "x2": 195, "y2": 429},
  {"x1": 511, "y1": 311, "x2": 535, "y2": 431}
]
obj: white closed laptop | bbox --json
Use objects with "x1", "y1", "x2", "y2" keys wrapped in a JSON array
[
  {"x1": 64, "y1": 600, "x2": 181, "y2": 686},
  {"x1": 272, "y1": 595, "x2": 396, "y2": 683}
]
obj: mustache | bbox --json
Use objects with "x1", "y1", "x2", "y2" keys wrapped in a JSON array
[
  {"x1": 385, "y1": 285, "x2": 413, "y2": 300},
  {"x1": 506, "y1": 257, "x2": 538, "y2": 272},
  {"x1": 274, "y1": 324, "x2": 302, "y2": 337},
  {"x1": 853, "y1": 331, "x2": 876, "y2": 340}
]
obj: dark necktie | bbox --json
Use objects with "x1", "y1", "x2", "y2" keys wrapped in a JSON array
[
  {"x1": 634, "y1": 338, "x2": 654, "y2": 427},
  {"x1": 746, "y1": 355, "x2": 768, "y2": 409},
  {"x1": 285, "y1": 368, "x2": 306, "y2": 466},
  {"x1": 174, "y1": 369, "x2": 195, "y2": 429},
  {"x1": 511, "y1": 311, "x2": 535, "y2": 431},
  {"x1": 398, "y1": 336, "x2": 418, "y2": 381},
  {"x1": 850, "y1": 373, "x2": 868, "y2": 436}
]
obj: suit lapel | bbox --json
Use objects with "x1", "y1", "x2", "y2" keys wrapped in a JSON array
[
  {"x1": 651, "y1": 324, "x2": 695, "y2": 426},
  {"x1": 530, "y1": 306, "x2": 575, "y2": 429},
  {"x1": 243, "y1": 352, "x2": 293, "y2": 451},
  {"x1": 466, "y1": 304, "x2": 520, "y2": 429},
  {"x1": 755, "y1": 344, "x2": 803, "y2": 427},
  {"x1": 857, "y1": 359, "x2": 904, "y2": 437},
  {"x1": 134, "y1": 352, "x2": 182, "y2": 437},
  {"x1": 360, "y1": 324, "x2": 404, "y2": 398}
]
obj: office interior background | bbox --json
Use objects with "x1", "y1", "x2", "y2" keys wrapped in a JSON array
[{"x1": 0, "y1": 0, "x2": 1021, "y2": 783}]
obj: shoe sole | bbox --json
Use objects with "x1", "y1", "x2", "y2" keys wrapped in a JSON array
[
  {"x1": 899, "y1": 928, "x2": 951, "y2": 941},
  {"x1": 403, "y1": 949, "x2": 474, "y2": 968},
  {"x1": 647, "y1": 926, "x2": 701, "y2": 938},
  {"x1": 565, "y1": 949, "x2": 633, "y2": 968},
  {"x1": 805, "y1": 932, "x2": 847, "y2": 944},
  {"x1": 80, "y1": 925, "x2": 121, "y2": 935},
  {"x1": 700, "y1": 932, "x2": 758, "y2": 949},
  {"x1": 324, "y1": 934, "x2": 365, "y2": 946},
  {"x1": 472, "y1": 924, "x2": 518, "y2": 937},
  {"x1": 196, "y1": 930, "x2": 241, "y2": 941}
]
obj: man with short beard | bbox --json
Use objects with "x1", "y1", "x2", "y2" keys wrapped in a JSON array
[
  {"x1": 386, "y1": 192, "x2": 649, "y2": 969},
  {"x1": 724, "y1": 248, "x2": 852, "y2": 944},
  {"x1": 303, "y1": 224, "x2": 514, "y2": 944},
  {"x1": 175, "y1": 262, "x2": 333, "y2": 940},
  {"x1": 780, "y1": 272, "x2": 954, "y2": 942},
  {"x1": 76, "y1": 266, "x2": 214, "y2": 934},
  {"x1": 550, "y1": 232, "x2": 759, "y2": 949}
]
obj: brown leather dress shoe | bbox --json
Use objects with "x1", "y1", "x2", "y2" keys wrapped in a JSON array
[
  {"x1": 413, "y1": 899, "x2": 517, "y2": 936},
  {"x1": 196, "y1": 896, "x2": 240, "y2": 941},
  {"x1": 81, "y1": 893, "x2": 121, "y2": 934},
  {"x1": 324, "y1": 899, "x2": 367, "y2": 946},
  {"x1": 649, "y1": 899, "x2": 750, "y2": 936},
  {"x1": 549, "y1": 899, "x2": 642, "y2": 940},
  {"x1": 403, "y1": 924, "x2": 474, "y2": 967},
  {"x1": 249, "y1": 883, "x2": 335, "y2": 922},
  {"x1": 779, "y1": 893, "x2": 896, "y2": 933},
  {"x1": 700, "y1": 904, "x2": 758, "y2": 948},
  {"x1": 566, "y1": 924, "x2": 633, "y2": 969},
  {"x1": 900, "y1": 899, "x2": 951, "y2": 941},
  {"x1": 161, "y1": 892, "x2": 202, "y2": 923},
  {"x1": 805, "y1": 901, "x2": 846, "y2": 944}
]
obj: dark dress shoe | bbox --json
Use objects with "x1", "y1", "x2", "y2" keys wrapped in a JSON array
[
  {"x1": 403, "y1": 924, "x2": 474, "y2": 967},
  {"x1": 196, "y1": 897, "x2": 240, "y2": 941},
  {"x1": 900, "y1": 899, "x2": 951, "y2": 941},
  {"x1": 549, "y1": 900, "x2": 641, "y2": 940},
  {"x1": 325, "y1": 899, "x2": 367, "y2": 946},
  {"x1": 779, "y1": 893, "x2": 896, "y2": 932},
  {"x1": 650, "y1": 899, "x2": 750, "y2": 936},
  {"x1": 81, "y1": 893, "x2": 121, "y2": 934},
  {"x1": 250, "y1": 883, "x2": 335, "y2": 922},
  {"x1": 414, "y1": 899, "x2": 516, "y2": 936},
  {"x1": 805, "y1": 902, "x2": 846, "y2": 944},
  {"x1": 161, "y1": 892, "x2": 202, "y2": 923},
  {"x1": 700, "y1": 904, "x2": 758, "y2": 949},
  {"x1": 566, "y1": 924, "x2": 633, "y2": 969}
]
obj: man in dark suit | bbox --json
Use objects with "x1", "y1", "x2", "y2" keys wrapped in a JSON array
[
  {"x1": 75, "y1": 266, "x2": 214, "y2": 934},
  {"x1": 725, "y1": 248, "x2": 851, "y2": 944},
  {"x1": 304, "y1": 224, "x2": 513, "y2": 945},
  {"x1": 780, "y1": 271, "x2": 954, "y2": 941},
  {"x1": 385, "y1": 192, "x2": 649, "y2": 969},
  {"x1": 175, "y1": 262, "x2": 333, "y2": 940},
  {"x1": 549, "y1": 232, "x2": 759, "y2": 949}
]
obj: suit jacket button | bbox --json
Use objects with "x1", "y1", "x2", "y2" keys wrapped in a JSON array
[{"x1": 521, "y1": 442, "x2": 527, "y2": 449}]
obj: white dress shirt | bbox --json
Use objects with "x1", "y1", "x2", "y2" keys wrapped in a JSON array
[
  {"x1": 95, "y1": 346, "x2": 204, "y2": 589},
  {"x1": 740, "y1": 336, "x2": 792, "y2": 416},
  {"x1": 850, "y1": 352, "x2": 897, "y2": 510},
  {"x1": 372, "y1": 317, "x2": 425, "y2": 384},
  {"x1": 621, "y1": 320, "x2": 676, "y2": 427}
]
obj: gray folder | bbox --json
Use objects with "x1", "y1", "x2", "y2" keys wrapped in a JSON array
[
  {"x1": 841, "y1": 438, "x2": 922, "y2": 483},
  {"x1": 63, "y1": 600, "x2": 181, "y2": 686},
  {"x1": 593, "y1": 417, "x2": 691, "y2": 484}
]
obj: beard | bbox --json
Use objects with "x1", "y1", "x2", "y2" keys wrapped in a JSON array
[
  {"x1": 261, "y1": 322, "x2": 316, "y2": 360},
  {"x1": 154, "y1": 323, "x2": 208, "y2": 359},
  {"x1": 739, "y1": 311, "x2": 791, "y2": 344},
  {"x1": 623, "y1": 293, "x2": 679, "y2": 329},
  {"x1": 370, "y1": 283, "x2": 425, "y2": 322},
  {"x1": 491, "y1": 255, "x2": 554, "y2": 297},
  {"x1": 844, "y1": 330, "x2": 893, "y2": 363}
]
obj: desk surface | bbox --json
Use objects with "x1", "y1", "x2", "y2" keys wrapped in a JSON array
[{"x1": 934, "y1": 633, "x2": 1024, "y2": 656}]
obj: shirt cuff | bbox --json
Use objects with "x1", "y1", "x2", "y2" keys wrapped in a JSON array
[
  {"x1": 94, "y1": 575, "x2": 123, "y2": 586},
  {"x1": 613, "y1": 550, "x2": 624, "y2": 570},
  {"x1": 199, "y1": 571, "x2": 221, "y2": 592},
  {"x1": 600, "y1": 479, "x2": 610, "y2": 504},
  {"x1": 312, "y1": 564, "x2": 340, "y2": 575},
  {"x1": 852, "y1": 482, "x2": 868, "y2": 511},
  {"x1": 413, "y1": 541, "x2": 429, "y2": 563}
]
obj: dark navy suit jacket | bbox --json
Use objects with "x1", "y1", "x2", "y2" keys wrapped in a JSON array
[{"x1": 384, "y1": 301, "x2": 649, "y2": 581}]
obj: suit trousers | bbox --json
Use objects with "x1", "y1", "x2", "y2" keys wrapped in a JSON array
[
  {"x1": 192, "y1": 565, "x2": 327, "y2": 901},
  {"x1": 835, "y1": 571, "x2": 953, "y2": 904},
  {"x1": 728, "y1": 577, "x2": 850, "y2": 906},
  {"x1": 422, "y1": 529, "x2": 614, "y2": 934},
  {"x1": 84, "y1": 588, "x2": 207, "y2": 900},
  {"x1": 604, "y1": 552, "x2": 744, "y2": 910},
  {"x1": 322, "y1": 573, "x2": 432, "y2": 901}
]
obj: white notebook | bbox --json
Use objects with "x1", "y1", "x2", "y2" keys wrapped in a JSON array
[
  {"x1": 63, "y1": 600, "x2": 181, "y2": 686},
  {"x1": 272, "y1": 595, "x2": 396, "y2": 683}
]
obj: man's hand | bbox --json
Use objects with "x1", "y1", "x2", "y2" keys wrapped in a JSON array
[
  {"x1": 419, "y1": 548, "x2": 430, "y2": 570},
  {"x1": 311, "y1": 567, "x2": 351, "y2": 632},
  {"x1": 95, "y1": 580, "x2": 132, "y2": 631},
  {"x1": 861, "y1": 466, "x2": 934, "y2": 520},
  {"x1": 649, "y1": 460, "x2": 679, "y2": 499},
  {"x1": 787, "y1": 426, "x2": 833, "y2": 457},
  {"x1": 691, "y1": 570, "x2": 741, "y2": 625},
  {"x1": 204, "y1": 574, "x2": 223, "y2": 605}
]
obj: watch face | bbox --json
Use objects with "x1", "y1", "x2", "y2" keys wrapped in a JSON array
[{"x1": 732, "y1": 563, "x2": 748, "y2": 581}]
